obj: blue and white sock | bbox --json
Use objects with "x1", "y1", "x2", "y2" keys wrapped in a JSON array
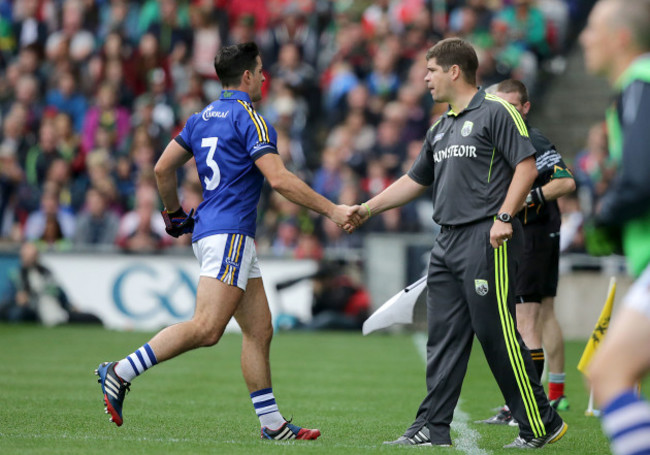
[
  {"x1": 602, "y1": 389, "x2": 650, "y2": 455},
  {"x1": 251, "y1": 388, "x2": 285, "y2": 429},
  {"x1": 114, "y1": 343, "x2": 158, "y2": 383}
]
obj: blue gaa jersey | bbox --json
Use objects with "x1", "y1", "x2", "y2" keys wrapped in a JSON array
[{"x1": 175, "y1": 90, "x2": 278, "y2": 242}]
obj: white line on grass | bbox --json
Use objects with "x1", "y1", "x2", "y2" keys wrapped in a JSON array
[{"x1": 412, "y1": 332, "x2": 490, "y2": 455}]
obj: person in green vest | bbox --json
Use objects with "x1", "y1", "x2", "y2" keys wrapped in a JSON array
[{"x1": 580, "y1": 1, "x2": 650, "y2": 454}]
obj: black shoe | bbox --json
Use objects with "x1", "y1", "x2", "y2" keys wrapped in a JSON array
[
  {"x1": 383, "y1": 426, "x2": 452, "y2": 447},
  {"x1": 95, "y1": 362, "x2": 130, "y2": 427},
  {"x1": 261, "y1": 420, "x2": 321, "y2": 440},
  {"x1": 503, "y1": 421, "x2": 568, "y2": 449},
  {"x1": 476, "y1": 406, "x2": 516, "y2": 425}
]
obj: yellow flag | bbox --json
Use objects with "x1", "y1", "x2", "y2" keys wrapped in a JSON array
[{"x1": 577, "y1": 277, "x2": 616, "y2": 373}]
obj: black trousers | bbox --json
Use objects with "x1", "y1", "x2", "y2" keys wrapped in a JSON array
[{"x1": 405, "y1": 218, "x2": 561, "y2": 444}]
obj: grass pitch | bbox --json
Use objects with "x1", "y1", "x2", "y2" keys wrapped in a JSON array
[{"x1": 0, "y1": 324, "x2": 635, "y2": 454}]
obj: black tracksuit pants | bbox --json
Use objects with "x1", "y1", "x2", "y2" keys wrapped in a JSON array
[{"x1": 404, "y1": 217, "x2": 562, "y2": 445}]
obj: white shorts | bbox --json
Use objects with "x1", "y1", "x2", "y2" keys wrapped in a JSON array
[
  {"x1": 624, "y1": 263, "x2": 650, "y2": 319},
  {"x1": 192, "y1": 233, "x2": 261, "y2": 291}
]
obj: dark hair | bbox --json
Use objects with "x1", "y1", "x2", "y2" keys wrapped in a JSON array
[
  {"x1": 213, "y1": 42, "x2": 261, "y2": 87},
  {"x1": 496, "y1": 79, "x2": 529, "y2": 105},
  {"x1": 425, "y1": 38, "x2": 478, "y2": 86}
]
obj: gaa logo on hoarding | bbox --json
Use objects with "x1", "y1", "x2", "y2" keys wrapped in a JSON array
[{"x1": 112, "y1": 264, "x2": 196, "y2": 320}]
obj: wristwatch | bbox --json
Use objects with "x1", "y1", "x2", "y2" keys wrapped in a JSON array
[{"x1": 497, "y1": 212, "x2": 512, "y2": 223}]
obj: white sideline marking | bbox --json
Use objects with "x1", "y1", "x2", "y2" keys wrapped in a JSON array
[{"x1": 412, "y1": 333, "x2": 490, "y2": 455}]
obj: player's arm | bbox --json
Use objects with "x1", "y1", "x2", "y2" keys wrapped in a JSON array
[
  {"x1": 357, "y1": 174, "x2": 428, "y2": 221},
  {"x1": 154, "y1": 139, "x2": 195, "y2": 237},
  {"x1": 154, "y1": 139, "x2": 193, "y2": 212},
  {"x1": 597, "y1": 80, "x2": 650, "y2": 226},
  {"x1": 255, "y1": 153, "x2": 359, "y2": 229},
  {"x1": 540, "y1": 176, "x2": 576, "y2": 201}
]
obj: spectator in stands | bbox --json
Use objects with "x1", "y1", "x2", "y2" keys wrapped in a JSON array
[
  {"x1": 74, "y1": 187, "x2": 120, "y2": 247},
  {"x1": 323, "y1": 60, "x2": 359, "y2": 115},
  {"x1": 17, "y1": 44, "x2": 46, "y2": 94},
  {"x1": 23, "y1": 181, "x2": 75, "y2": 244},
  {"x1": 110, "y1": 154, "x2": 135, "y2": 212},
  {"x1": 366, "y1": 44, "x2": 400, "y2": 101},
  {"x1": 81, "y1": 82, "x2": 131, "y2": 155},
  {"x1": 573, "y1": 121, "x2": 615, "y2": 208},
  {"x1": 146, "y1": 0, "x2": 192, "y2": 64},
  {"x1": 97, "y1": 0, "x2": 141, "y2": 45},
  {"x1": 115, "y1": 181, "x2": 169, "y2": 252},
  {"x1": 45, "y1": 0, "x2": 95, "y2": 65},
  {"x1": 11, "y1": 0, "x2": 47, "y2": 53},
  {"x1": 1, "y1": 103, "x2": 31, "y2": 169},
  {"x1": 496, "y1": 0, "x2": 550, "y2": 60},
  {"x1": 45, "y1": 69, "x2": 87, "y2": 132},
  {"x1": 14, "y1": 73, "x2": 43, "y2": 132},
  {"x1": 271, "y1": 43, "x2": 317, "y2": 97},
  {"x1": 24, "y1": 118, "x2": 62, "y2": 189},
  {"x1": 372, "y1": 119, "x2": 406, "y2": 177},
  {"x1": 0, "y1": 143, "x2": 23, "y2": 238},
  {"x1": 189, "y1": 3, "x2": 222, "y2": 79},
  {"x1": 312, "y1": 147, "x2": 345, "y2": 203},
  {"x1": 260, "y1": 4, "x2": 318, "y2": 68},
  {"x1": 45, "y1": 157, "x2": 84, "y2": 212},
  {"x1": 396, "y1": 86, "x2": 429, "y2": 144},
  {"x1": 130, "y1": 95, "x2": 168, "y2": 154},
  {"x1": 53, "y1": 112, "x2": 82, "y2": 171}
]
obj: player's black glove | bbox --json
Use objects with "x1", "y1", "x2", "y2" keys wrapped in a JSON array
[
  {"x1": 161, "y1": 207, "x2": 195, "y2": 238},
  {"x1": 525, "y1": 186, "x2": 546, "y2": 208}
]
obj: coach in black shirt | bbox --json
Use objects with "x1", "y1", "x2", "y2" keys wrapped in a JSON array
[{"x1": 354, "y1": 38, "x2": 566, "y2": 449}]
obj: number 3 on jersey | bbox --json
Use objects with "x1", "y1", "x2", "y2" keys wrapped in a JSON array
[{"x1": 201, "y1": 137, "x2": 221, "y2": 190}]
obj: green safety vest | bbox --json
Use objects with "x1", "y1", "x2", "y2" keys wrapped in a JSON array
[{"x1": 605, "y1": 56, "x2": 650, "y2": 276}]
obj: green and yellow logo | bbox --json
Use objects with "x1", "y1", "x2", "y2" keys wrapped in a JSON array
[
  {"x1": 474, "y1": 279, "x2": 488, "y2": 296},
  {"x1": 461, "y1": 121, "x2": 474, "y2": 137}
]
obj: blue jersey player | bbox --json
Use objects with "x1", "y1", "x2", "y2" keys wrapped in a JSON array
[{"x1": 94, "y1": 42, "x2": 359, "y2": 440}]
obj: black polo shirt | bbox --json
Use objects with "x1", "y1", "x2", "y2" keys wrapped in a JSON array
[{"x1": 408, "y1": 89, "x2": 536, "y2": 226}]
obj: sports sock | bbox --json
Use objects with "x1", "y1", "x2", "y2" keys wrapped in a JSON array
[
  {"x1": 601, "y1": 389, "x2": 650, "y2": 455},
  {"x1": 114, "y1": 343, "x2": 158, "y2": 383},
  {"x1": 548, "y1": 372, "x2": 566, "y2": 401},
  {"x1": 530, "y1": 348, "x2": 545, "y2": 381},
  {"x1": 251, "y1": 388, "x2": 285, "y2": 429}
]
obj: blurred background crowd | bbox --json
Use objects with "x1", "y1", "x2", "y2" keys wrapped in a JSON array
[{"x1": 0, "y1": 0, "x2": 605, "y2": 262}]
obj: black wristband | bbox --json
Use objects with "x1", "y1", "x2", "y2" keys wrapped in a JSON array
[{"x1": 529, "y1": 187, "x2": 546, "y2": 207}]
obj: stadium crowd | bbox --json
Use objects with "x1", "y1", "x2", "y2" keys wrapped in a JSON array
[{"x1": 0, "y1": 0, "x2": 594, "y2": 258}]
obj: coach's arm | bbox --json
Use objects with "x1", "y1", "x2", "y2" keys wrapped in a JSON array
[
  {"x1": 356, "y1": 174, "x2": 429, "y2": 223},
  {"x1": 491, "y1": 155, "x2": 538, "y2": 248}
]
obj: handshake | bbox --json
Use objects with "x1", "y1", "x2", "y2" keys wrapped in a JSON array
[
  {"x1": 160, "y1": 202, "x2": 375, "y2": 238},
  {"x1": 329, "y1": 202, "x2": 373, "y2": 234}
]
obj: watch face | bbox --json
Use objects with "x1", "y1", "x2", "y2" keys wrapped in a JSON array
[{"x1": 498, "y1": 213, "x2": 511, "y2": 222}]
